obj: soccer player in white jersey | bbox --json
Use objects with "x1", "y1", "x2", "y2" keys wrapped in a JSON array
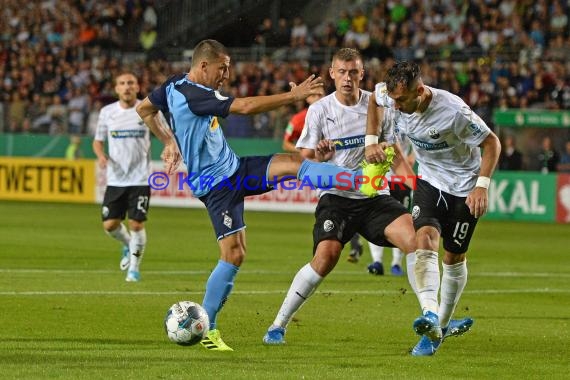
[
  {"x1": 93, "y1": 72, "x2": 151, "y2": 283},
  {"x1": 365, "y1": 62, "x2": 501, "y2": 356},
  {"x1": 262, "y1": 48, "x2": 419, "y2": 345}
]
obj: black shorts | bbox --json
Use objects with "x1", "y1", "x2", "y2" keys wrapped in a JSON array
[
  {"x1": 388, "y1": 182, "x2": 412, "y2": 210},
  {"x1": 411, "y1": 179, "x2": 478, "y2": 254},
  {"x1": 312, "y1": 193, "x2": 408, "y2": 254},
  {"x1": 101, "y1": 186, "x2": 151, "y2": 222}
]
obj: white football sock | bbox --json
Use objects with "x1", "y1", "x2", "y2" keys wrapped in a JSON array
[
  {"x1": 107, "y1": 223, "x2": 131, "y2": 246},
  {"x1": 405, "y1": 252, "x2": 418, "y2": 296},
  {"x1": 439, "y1": 260, "x2": 468, "y2": 328},
  {"x1": 273, "y1": 263, "x2": 323, "y2": 328},
  {"x1": 128, "y1": 229, "x2": 146, "y2": 272},
  {"x1": 415, "y1": 249, "x2": 440, "y2": 315},
  {"x1": 368, "y1": 242, "x2": 384, "y2": 263},
  {"x1": 391, "y1": 247, "x2": 403, "y2": 267}
]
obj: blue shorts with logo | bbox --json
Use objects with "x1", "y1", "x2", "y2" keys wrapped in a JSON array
[{"x1": 199, "y1": 156, "x2": 274, "y2": 240}]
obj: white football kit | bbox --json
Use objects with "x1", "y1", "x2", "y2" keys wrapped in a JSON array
[
  {"x1": 297, "y1": 90, "x2": 394, "y2": 199},
  {"x1": 378, "y1": 85, "x2": 490, "y2": 197},
  {"x1": 95, "y1": 100, "x2": 151, "y2": 187}
]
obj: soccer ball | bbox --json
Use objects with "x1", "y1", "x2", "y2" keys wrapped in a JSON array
[{"x1": 164, "y1": 301, "x2": 209, "y2": 346}]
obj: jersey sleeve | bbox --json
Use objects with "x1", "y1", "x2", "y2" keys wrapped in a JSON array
[
  {"x1": 180, "y1": 86, "x2": 235, "y2": 118},
  {"x1": 374, "y1": 82, "x2": 394, "y2": 107},
  {"x1": 295, "y1": 104, "x2": 323, "y2": 149},
  {"x1": 454, "y1": 105, "x2": 490, "y2": 147},
  {"x1": 148, "y1": 75, "x2": 179, "y2": 113},
  {"x1": 93, "y1": 106, "x2": 108, "y2": 141}
]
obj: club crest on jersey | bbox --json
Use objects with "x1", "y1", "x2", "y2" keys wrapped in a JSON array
[
  {"x1": 468, "y1": 123, "x2": 483, "y2": 137},
  {"x1": 412, "y1": 205, "x2": 420, "y2": 220},
  {"x1": 222, "y1": 211, "x2": 232, "y2": 229},
  {"x1": 323, "y1": 220, "x2": 334, "y2": 232},
  {"x1": 428, "y1": 128, "x2": 440, "y2": 139},
  {"x1": 214, "y1": 90, "x2": 229, "y2": 101},
  {"x1": 209, "y1": 117, "x2": 219, "y2": 131}
]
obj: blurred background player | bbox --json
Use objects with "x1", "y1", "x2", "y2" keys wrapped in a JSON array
[
  {"x1": 281, "y1": 89, "x2": 325, "y2": 153},
  {"x1": 92, "y1": 72, "x2": 151, "y2": 282}
]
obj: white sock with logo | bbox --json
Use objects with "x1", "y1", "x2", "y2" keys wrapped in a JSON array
[
  {"x1": 128, "y1": 229, "x2": 146, "y2": 272},
  {"x1": 273, "y1": 263, "x2": 323, "y2": 328}
]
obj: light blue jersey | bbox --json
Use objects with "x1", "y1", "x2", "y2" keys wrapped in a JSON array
[{"x1": 149, "y1": 73, "x2": 240, "y2": 197}]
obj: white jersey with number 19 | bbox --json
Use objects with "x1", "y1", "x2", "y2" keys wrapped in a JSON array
[{"x1": 394, "y1": 86, "x2": 490, "y2": 197}]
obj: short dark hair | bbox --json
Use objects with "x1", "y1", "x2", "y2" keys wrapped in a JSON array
[
  {"x1": 385, "y1": 61, "x2": 421, "y2": 92},
  {"x1": 332, "y1": 48, "x2": 362, "y2": 65},
  {"x1": 114, "y1": 72, "x2": 138, "y2": 86},
  {"x1": 192, "y1": 39, "x2": 229, "y2": 67}
]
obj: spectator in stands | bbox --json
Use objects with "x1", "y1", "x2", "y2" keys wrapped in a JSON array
[
  {"x1": 557, "y1": 141, "x2": 570, "y2": 173},
  {"x1": 47, "y1": 95, "x2": 67, "y2": 135},
  {"x1": 7, "y1": 92, "x2": 27, "y2": 133},
  {"x1": 537, "y1": 136, "x2": 560, "y2": 173},
  {"x1": 290, "y1": 16, "x2": 308, "y2": 48},
  {"x1": 499, "y1": 135, "x2": 523, "y2": 171},
  {"x1": 139, "y1": 23, "x2": 157, "y2": 52},
  {"x1": 274, "y1": 18, "x2": 291, "y2": 47},
  {"x1": 336, "y1": 10, "x2": 351, "y2": 41},
  {"x1": 68, "y1": 86, "x2": 89, "y2": 134}
]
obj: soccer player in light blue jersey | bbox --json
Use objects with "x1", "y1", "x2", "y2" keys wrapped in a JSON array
[{"x1": 136, "y1": 39, "x2": 363, "y2": 351}]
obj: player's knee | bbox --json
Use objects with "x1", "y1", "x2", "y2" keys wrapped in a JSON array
[
  {"x1": 221, "y1": 244, "x2": 246, "y2": 266},
  {"x1": 103, "y1": 220, "x2": 121, "y2": 233},
  {"x1": 128, "y1": 220, "x2": 144, "y2": 231},
  {"x1": 416, "y1": 227, "x2": 440, "y2": 251}
]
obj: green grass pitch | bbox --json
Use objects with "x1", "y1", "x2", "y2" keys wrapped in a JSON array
[{"x1": 0, "y1": 200, "x2": 568, "y2": 379}]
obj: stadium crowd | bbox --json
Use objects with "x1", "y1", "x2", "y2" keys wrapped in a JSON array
[{"x1": 1, "y1": 0, "x2": 570, "y2": 170}]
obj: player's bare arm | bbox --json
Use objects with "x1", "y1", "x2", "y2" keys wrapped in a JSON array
[
  {"x1": 391, "y1": 142, "x2": 417, "y2": 189},
  {"x1": 466, "y1": 132, "x2": 501, "y2": 218},
  {"x1": 92, "y1": 140, "x2": 108, "y2": 168},
  {"x1": 136, "y1": 97, "x2": 181, "y2": 174},
  {"x1": 229, "y1": 75, "x2": 324, "y2": 114},
  {"x1": 364, "y1": 96, "x2": 386, "y2": 163}
]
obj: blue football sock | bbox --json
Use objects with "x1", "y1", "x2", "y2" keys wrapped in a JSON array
[
  {"x1": 297, "y1": 160, "x2": 362, "y2": 190},
  {"x1": 202, "y1": 260, "x2": 239, "y2": 330}
]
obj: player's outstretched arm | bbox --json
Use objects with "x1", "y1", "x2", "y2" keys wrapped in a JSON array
[
  {"x1": 229, "y1": 75, "x2": 324, "y2": 115},
  {"x1": 466, "y1": 132, "x2": 501, "y2": 218},
  {"x1": 137, "y1": 97, "x2": 181, "y2": 174}
]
